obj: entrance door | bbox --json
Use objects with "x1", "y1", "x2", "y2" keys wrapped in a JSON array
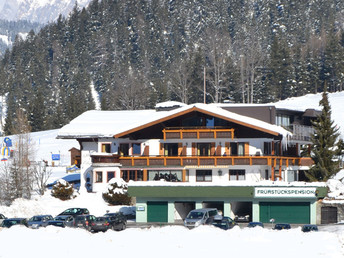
[
  {"x1": 147, "y1": 202, "x2": 168, "y2": 222},
  {"x1": 260, "y1": 202, "x2": 310, "y2": 224}
]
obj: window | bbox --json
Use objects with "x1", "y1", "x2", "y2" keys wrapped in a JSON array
[
  {"x1": 275, "y1": 114, "x2": 290, "y2": 128},
  {"x1": 122, "y1": 170, "x2": 144, "y2": 182},
  {"x1": 164, "y1": 143, "x2": 179, "y2": 156},
  {"x1": 95, "y1": 171, "x2": 103, "y2": 183},
  {"x1": 132, "y1": 143, "x2": 141, "y2": 155},
  {"x1": 107, "y1": 171, "x2": 115, "y2": 182},
  {"x1": 264, "y1": 142, "x2": 272, "y2": 155},
  {"x1": 119, "y1": 143, "x2": 129, "y2": 156},
  {"x1": 229, "y1": 170, "x2": 245, "y2": 181},
  {"x1": 230, "y1": 142, "x2": 245, "y2": 156},
  {"x1": 148, "y1": 170, "x2": 182, "y2": 182},
  {"x1": 197, "y1": 143, "x2": 211, "y2": 156},
  {"x1": 196, "y1": 170, "x2": 212, "y2": 182},
  {"x1": 101, "y1": 143, "x2": 111, "y2": 153}
]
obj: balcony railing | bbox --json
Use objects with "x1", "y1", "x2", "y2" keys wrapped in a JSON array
[
  {"x1": 286, "y1": 125, "x2": 314, "y2": 141},
  {"x1": 163, "y1": 127, "x2": 234, "y2": 140},
  {"x1": 115, "y1": 155, "x2": 312, "y2": 167}
]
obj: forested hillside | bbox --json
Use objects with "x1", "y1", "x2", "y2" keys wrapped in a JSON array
[
  {"x1": 0, "y1": 19, "x2": 41, "y2": 55},
  {"x1": 1, "y1": 0, "x2": 344, "y2": 135}
]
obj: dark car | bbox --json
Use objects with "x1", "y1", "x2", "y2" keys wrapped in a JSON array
[
  {"x1": 247, "y1": 222, "x2": 264, "y2": 228},
  {"x1": 47, "y1": 215, "x2": 74, "y2": 228},
  {"x1": 209, "y1": 215, "x2": 237, "y2": 230},
  {"x1": 302, "y1": 224, "x2": 318, "y2": 232},
  {"x1": 1, "y1": 218, "x2": 28, "y2": 228},
  {"x1": 273, "y1": 223, "x2": 291, "y2": 230},
  {"x1": 58, "y1": 208, "x2": 90, "y2": 217},
  {"x1": 28, "y1": 215, "x2": 54, "y2": 229},
  {"x1": 91, "y1": 217, "x2": 111, "y2": 233},
  {"x1": 74, "y1": 215, "x2": 97, "y2": 231},
  {"x1": 103, "y1": 212, "x2": 127, "y2": 231}
]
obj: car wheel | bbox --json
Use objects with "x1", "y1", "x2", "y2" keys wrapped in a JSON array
[{"x1": 121, "y1": 222, "x2": 126, "y2": 231}]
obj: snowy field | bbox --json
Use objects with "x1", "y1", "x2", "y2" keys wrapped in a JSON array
[
  {"x1": 0, "y1": 222, "x2": 343, "y2": 258},
  {"x1": 0, "y1": 91, "x2": 344, "y2": 257}
]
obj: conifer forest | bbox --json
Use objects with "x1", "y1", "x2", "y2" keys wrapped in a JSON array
[{"x1": 1, "y1": 0, "x2": 344, "y2": 134}]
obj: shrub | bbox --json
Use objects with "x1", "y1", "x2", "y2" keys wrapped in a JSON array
[
  {"x1": 51, "y1": 179, "x2": 75, "y2": 201},
  {"x1": 102, "y1": 178, "x2": 132, "y2": 205}
]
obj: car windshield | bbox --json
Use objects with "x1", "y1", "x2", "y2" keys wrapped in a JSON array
[
  {"x1": 30, "y1": 217, "x2": 42, "y2": 222},
  {"x1": 3, "y1": 220, "x2": 19, "y2": 226},
  {"x1": 186, "y1": 212, "x2": 204, "y2": 219}
]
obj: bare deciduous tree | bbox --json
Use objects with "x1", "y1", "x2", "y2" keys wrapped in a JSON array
[
  {"x1": 168, "y1": 57, "x2": 194, "y2": 104},
  {"x1": 33, "y1": 161, "x2": 52, "y2": 195},
  {"x1": 203, "y1": 28, "x2": 233, "y2": 103}
]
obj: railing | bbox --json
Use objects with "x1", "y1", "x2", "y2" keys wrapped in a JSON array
[
  {"x1": 117, "y1": 155, "x2": 312, "y2": 167},
  {"x1": 163, "y1": 127, "x2": 234, "y2": 140},
  {"x1": 288, "y1": 125, "x2": 314, "y2": 141}
]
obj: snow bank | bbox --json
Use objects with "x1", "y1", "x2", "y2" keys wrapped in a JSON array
[{"x1": 0, "y1": 225, "x2": 343, "y2": 258}]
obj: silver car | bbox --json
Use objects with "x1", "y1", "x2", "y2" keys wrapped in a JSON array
[{"x1": 184, "y1": 208, "x2": 218, "y2": 229}]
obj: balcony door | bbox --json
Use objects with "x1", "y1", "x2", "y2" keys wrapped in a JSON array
[
  {"x1": 197, "y1": 143, "x2": 211, "y2": 156},
  {"x1": 164, "y1": 143, "x2": 179, "y2": 156}
]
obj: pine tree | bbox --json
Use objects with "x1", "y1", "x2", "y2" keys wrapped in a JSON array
[{"x1": 306, "y1": 87, "x2": 342, "y2": 181}]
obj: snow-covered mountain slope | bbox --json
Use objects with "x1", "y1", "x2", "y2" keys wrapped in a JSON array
[{"x1": 0, "y1": 0, "x2": 91, "y2": 24}]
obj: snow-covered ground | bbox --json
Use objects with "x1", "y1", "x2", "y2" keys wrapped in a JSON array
[
  {"x1": 1, "y1": 92, "x2": 344, "y2": 257},
  {"x1": 0, "y1": 222, "x2": 343, "y2": 258}
]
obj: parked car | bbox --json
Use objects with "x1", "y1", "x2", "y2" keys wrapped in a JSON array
[
  {"x1": 103, "y1": 212, "x2": 127, "y2": 231},
  {"x1": 0, "y1": 213, "x2": 7, "y2": 225},
  {"x1": 302, "y1": 224, "x2": 318, "y2": 232},
  {"x1": 1, "y1": 218, "x2": 28, "y2": 228},
  {"x1": 209, "y1": 215, "x2": 237, "y2": 230},
  {"x1": 247, "y1": 222, "x2": 264, "y2": 228},
  {"x1": 58, "y1": 208, "x2": 90, "y2": 217},
  {"x1": 91, "y1": 217, "x2": 111, "y2": 233},
  {"x1": 47, "y1": 215, "x2": 74, "y2": 228},
  {"x1": 74, "y1": 215, "x2": 97, "y2": 231},
  {"x1": 28, "y1": 215, "x2": 54, "y2": 229},
  {"x1": 234, "y1": 214, "x2": 250, "y2": 223},
  {"x1": 184, "y1": 208, "x2": 218, "y2": 229},
  {"x1": 273, "y1": 223, "x2": 291, "y2": 230}
]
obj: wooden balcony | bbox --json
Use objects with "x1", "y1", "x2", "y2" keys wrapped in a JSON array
[
  {"x1": 118, "y1": 155, "x2": 313, "y2": 167},
  {"x1": 163, "y1": 127, "x2": 234, "y2": 140},
  {"x1": 91, "y1": 154, "x2": 120, "y2": 164}
]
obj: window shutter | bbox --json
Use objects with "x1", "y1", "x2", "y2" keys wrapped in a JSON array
[
  {"x1": 225, "y1": 142, "x2": 230, "y2": 155},
  {"x1": 192, "y1": 143, "x2": 196, "y2": 156},
  {"x1": 215, "y1": 144, "x2": 222, "y2": 156},
  {"x1": 211, "y1": 142, "x2": 216, "y2": 155},
  {"x1": 143, "y1": 145, "x2": 149, "y2": 156},
  {"x1": 245, "y1": 142, "x2": 249, "y2": 156},
  {"x1": 178, "y1": 143, "x2": 183, "y2": 156}
]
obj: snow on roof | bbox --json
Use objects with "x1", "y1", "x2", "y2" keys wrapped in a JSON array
[
  {"x1": 57, "y1": 103, "x2": 292, "y2": 139},
  {"x1": 155, "y1": 101, "x2": 187, "y2": 108}
]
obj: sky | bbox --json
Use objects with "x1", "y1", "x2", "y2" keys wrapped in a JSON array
[{"x1": 0, "y1": 92, "x2": 344, "y2": 257}]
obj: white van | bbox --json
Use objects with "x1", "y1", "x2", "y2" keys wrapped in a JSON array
[{"x1": 184, "y1": 208, "x2": 218, "y2": 228}]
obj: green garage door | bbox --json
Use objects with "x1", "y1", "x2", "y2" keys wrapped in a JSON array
[
  {"x1": 260, "y1": 202, "x2": 310, "y2": 224},
  {"x1": 147, "y1": 202, "x2": 168, "y2": 222}
]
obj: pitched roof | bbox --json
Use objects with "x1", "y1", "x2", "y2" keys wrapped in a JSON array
[{"x1": 57, "y1": 103, "x2": 291, "y2": 139}]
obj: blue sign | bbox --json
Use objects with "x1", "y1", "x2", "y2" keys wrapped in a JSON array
[
  {"x1": 4, "y1": 137, "x2": 12, "y2": 147},
  {"x1": 52, "y1": 154, "x2": 60, "y2": 161}
]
